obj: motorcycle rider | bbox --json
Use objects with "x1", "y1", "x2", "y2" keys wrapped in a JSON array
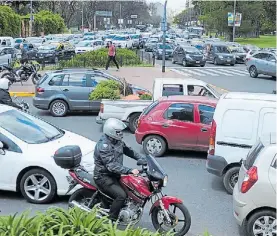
[
  {"x1": 0, "y1": 77, "x2": 22, "y2": 109},
  {"x1": 93, "y1": 118, "x2": 145, "y2": 222},
  {"x1": 19, "y1": 43, "x2": 28, "y2": 65}
]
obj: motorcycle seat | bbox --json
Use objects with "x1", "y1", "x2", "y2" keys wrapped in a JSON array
[{"x1": 75, "y1": 168, "x2": 98, "y2": 187}]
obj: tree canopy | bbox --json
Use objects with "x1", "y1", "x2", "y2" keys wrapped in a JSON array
[{"x1": 0, "y1": 5, "x2": 21, "y2": 37}]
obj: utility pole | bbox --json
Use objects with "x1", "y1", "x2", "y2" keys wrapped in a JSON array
[
  {"x1": 162, "y1": 0, "x2": 168, "y2": 73},
  {"x1": 30, "y1": 0, "x2": 33, "y2": 36},
  {"x1": 81, "y1": 1, "x2": 84, "y2": 33},
  {"x1": 232, "y1": 0, "x2": 236, "y2": 42},
  {"x1": 119, "y1": 2, "x2": 122, "y2": 29}
]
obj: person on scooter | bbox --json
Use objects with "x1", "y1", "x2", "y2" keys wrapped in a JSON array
[
  {"x1": 19, "y1": 43, "x2": 28, "y2": 65},
  {"x1": 0, "y1": 77, "x2": 22, "y2": 110},
  {"x1": 93, "y1": 118, "x2": 145, "y2": 222}
]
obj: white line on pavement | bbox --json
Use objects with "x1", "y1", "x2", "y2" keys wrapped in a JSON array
[
  {"x1": 169, "y1": 66, "x2": 247, "y2": 69},
  {"x1": 217, "y1": 68, "x2": 246, "y2": 76},
  {"x1": 193, "y1": 68, "x2": 220, "y2": 76},
  {"x1": 227, "y1": 68, "x2": 250, "y2": 75},
  {"x1": 205, "y1": 69, "x2": 233, "y2": 76},
  {"x1": 170, "y1": 68, "x2": 191, "y2": 77},
  {"x1": 180, "y1": 68, "x2": 204, "y2": 76}
]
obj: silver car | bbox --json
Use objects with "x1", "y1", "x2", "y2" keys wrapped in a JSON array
[{"x1": 246, "y1": 51, "x2": 276, "y2": 78}]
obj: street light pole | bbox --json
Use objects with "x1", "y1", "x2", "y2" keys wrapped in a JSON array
[
  {"x1": 162, "y1": 0, "x2": 168, "y2": 73},
  {"x1": 30, "y1": 0, "x2": 33, "y2": 36},
  {"x1": 232, "y1": 0, "x2": 236, "y2": 42},
  {"x1": 81, "y1": 1, "x2": 84, "y2": 33}
]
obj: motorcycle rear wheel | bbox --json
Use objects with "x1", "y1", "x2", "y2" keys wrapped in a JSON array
[
  {"x1": 68, "y1": 188, "x2": 99, "y2": 210},
  {"x1": 151, "y1": 203, "x2": 191, "y2": 236}
]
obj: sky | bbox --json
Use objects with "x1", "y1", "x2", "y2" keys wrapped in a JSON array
[{"x1": 147, "y1": 0, "x2": 187, "y2": 14}]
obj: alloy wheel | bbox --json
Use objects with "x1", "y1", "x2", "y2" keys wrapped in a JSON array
[
  {"x1": 252, "y1": 216, "x2": 276, "y2": 236},
  {"x1": 24, "y1": 174, "x2": 51, "y2": 202},
  {"x1": 146, "y1": 138, "x2": 162, "y2": 154},
  {"x1": 229, "y1": 172, "x2": 239, "y2": 188},
  {"x1": 52, "y1": 102, "x2": 66, "y2": 116}
]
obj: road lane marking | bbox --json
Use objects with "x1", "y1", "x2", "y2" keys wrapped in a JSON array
[
  {"x1": 180, "y1": 68, "x2": 205, "y2": 76},
  {"x1": 205, "y1": 69, "x2": 233, "y2": 76},
  {"x1": 228, "y1": 68, "x2": 250, "y2": 75},
  {"x1": 217, "y1": 68, "x2": 246, "y2": 76},
  {"x1": 193, "y1": 68, "x2": 220, "y2": 76},
  {"x1": 170, "y1": 68, "x2": 191, "y2": 77}
]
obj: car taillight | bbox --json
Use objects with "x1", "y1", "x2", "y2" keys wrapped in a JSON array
[
  {"x1": 100, "y1": 103, "x2": 104, "y2": 113},
  {"x1": 36, "y1": 87, "x2": 44, "y2": 93},
  {"x1": 241, "y1": 166, "x2": 258, "y2": 193},
  {"x1": 208, "y1": 119, "x2": 217, "y2": 155}
]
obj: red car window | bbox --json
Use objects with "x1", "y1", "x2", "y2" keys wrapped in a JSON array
[{"x1": 164, "y1": 103, "x2": 194, "y2": 122}]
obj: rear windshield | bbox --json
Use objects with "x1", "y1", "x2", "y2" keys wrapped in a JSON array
[
  {"x1": 162, "y1": 84, "x2": 184, "y2": 96},
  {"x1": 244, "y1": 141, "x2": 265, "y2": 170},
  {"x1": 37, "y1": 74, "x2": 49, "y2": 85},
  {"x1": 142, "y1": 100, "x2": 159, "y2": 116}
]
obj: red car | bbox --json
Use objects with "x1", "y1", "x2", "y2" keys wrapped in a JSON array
[{"x1": 135, "y1": 96, "x2": 218, "y2": 157}]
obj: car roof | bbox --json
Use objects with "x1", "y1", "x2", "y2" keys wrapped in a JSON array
[
  {"x1": 159, "y1": 95, "x2": 218, "y2": 105},
  {"x1": 223, "y1": 92, "x2": 276, "y2": 102}
]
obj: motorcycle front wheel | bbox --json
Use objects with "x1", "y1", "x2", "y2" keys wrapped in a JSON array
[
  {"x1": 68, "y1": 188, "x2": 99, "y2": 211},
  {"x1": 151, "y1": 203, "x2": 191, "y2": 236},
  {"x1": 31, "y1": 74, "x2": 41, "y2": 85}
]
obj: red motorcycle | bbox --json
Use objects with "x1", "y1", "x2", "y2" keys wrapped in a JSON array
[{"x1": 54, "y1": 145, "x2": 191, "y2": 236}]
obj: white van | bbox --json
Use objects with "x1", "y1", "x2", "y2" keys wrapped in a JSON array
[
  {"x1": 0, "y1": 37, "x2": 15, "y2": 48},
  {"x1": 206, "y1": 92, "x2": 276, "y2": 194}
]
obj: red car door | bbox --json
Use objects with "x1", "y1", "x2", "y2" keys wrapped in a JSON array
[
  {"x1": 195, "y1": 104, "x2": 216, "y2": 151},
  {"x1": 161, "y1": 103, "x2": 199, "y2": 150}
]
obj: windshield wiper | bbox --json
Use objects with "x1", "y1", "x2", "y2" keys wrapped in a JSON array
[{"x1": 47, "y1": 133, "x2": 62, "y2": 141}]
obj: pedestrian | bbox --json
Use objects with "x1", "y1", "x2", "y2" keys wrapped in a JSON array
[
  {"x1": 19, "y1": 43, "x2": 28, "y2": 65},
  {"x1": 105, "y1": 41, "x2": 119, "y2": 71}
]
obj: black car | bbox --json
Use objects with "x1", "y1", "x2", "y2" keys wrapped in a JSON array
[
  {"x1": 14, "y1": 43, "x2": 38, "y2": 60},
  {"x1": 35, "y1": 43, "x2": 75, "y2": 64},
  {"x1": 204, "y1": 43, "x2": 236, "y2": 66},
  {"x1": 172, "y1": 45, "x2": 206, "y2": 67},
  {"x1": 153, "y1": 43, "x2": 174, "y2": 60},
  {"x1": 229, "y1": 46, "x2": 247, "y2": 64}
]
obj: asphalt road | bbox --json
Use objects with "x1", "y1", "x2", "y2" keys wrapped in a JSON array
[
  {"x1": 0, "y1": 98, "x2": 243, "y2": 236},
  {"x1": 150, "y1": 52, "x2": 276, "y2": 94}
]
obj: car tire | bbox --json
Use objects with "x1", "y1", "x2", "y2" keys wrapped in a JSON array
[
  {"x1": 50, "y1": 99, "x2": 68, "y2": 117},
  {"x1": 231, "y1": 63, "x2": 235, "y2": 66},
  {"x1": 249, "y1": 65, "x2": 258, "y2": 78},
  {"x1": 129, "y1": 113, "x2": 141, "y2": 134},
  {"x1": 172, "y1": 57, "x2": 176, "y2": 64},
  {"x1": 143, "y1": 135, "x2": 167, "y2": 157},
  {"x1": 200, "y1": 64, "x2": 205, "y2": 67},
  {"x1": 182, "y1": 59, "x2": 187, "y2": 67},
  {"x1": 246, "y1": 210, "x2": 276, "y2": 236},
  {"x1": 20, "y1": 168, "x2": 57, "y2": 204},
  {"x1": 214, "y1": 58, "x2": 218, "y2": 65},
  {"x1": 223, "y1": 166, "x2": 240, "y2": 194}
]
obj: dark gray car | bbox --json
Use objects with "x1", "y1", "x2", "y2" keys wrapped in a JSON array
[
  {"x1": 204, "y1": 43, "x2": 236, "y2": 66},
  {"x1": 33, "y1": 69, "x2": 149, "y2": 116}
]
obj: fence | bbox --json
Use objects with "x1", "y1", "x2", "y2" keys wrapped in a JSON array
[{"x1": 135, "y1": 49, "x2": 156, "y2": 66}]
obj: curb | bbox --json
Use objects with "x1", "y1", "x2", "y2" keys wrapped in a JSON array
[{"x1": 10, "y1": 92, "x2": 35, "y2": 97}]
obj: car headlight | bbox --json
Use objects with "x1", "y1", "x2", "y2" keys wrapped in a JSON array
[
  {"x1": 186, "y1": 55, "x2": 192, "y2": 60},
  {"x1": 218, "y1": 55, "x2": 223, "y2": 59},
  {"x1": 163, "y1": 176, "x2": 168, "y2": 187}
]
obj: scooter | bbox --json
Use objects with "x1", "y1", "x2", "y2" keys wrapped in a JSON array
[{"x1": 53, "y1": 146, "x2": 191, "y2": 236}]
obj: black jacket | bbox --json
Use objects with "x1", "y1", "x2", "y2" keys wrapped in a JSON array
[
  {"x1": 0, "y1": 89, "x2": 22, "y2": 109},
  {"x1": 21, "y1": 48, "x2": 28, "y2": 60},
  {"x1": 93, "y1": 134, "x2": 143, "y2": 179}
]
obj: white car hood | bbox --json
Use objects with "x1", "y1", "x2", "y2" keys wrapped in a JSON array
[
  {"x1": 75, "y1": 46, "x2": 94, "y2": 51},
  {"x1": 113, "y1": 40, "x2": 127, "y2": 44},
  {"x1": 30, "y1": 130, "x2": 96, "y2": 171}
]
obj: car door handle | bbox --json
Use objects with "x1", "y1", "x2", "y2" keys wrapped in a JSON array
[
  {"x1": 63, "y1": 89, "x2": 69, "y2": 92},
  {"x1": 162, "y1": 123, "x2": 170, "y2": 128},
  {"x1": 201, "y1": 128, "x2": 208, "y2": 132}
]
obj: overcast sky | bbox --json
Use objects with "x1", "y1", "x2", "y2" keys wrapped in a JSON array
[{"x1": 147, "y1": 0, "x2": 186, "y2": 14}]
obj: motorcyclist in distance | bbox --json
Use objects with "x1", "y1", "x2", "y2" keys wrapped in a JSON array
[
  {"x1": 0, "y1": 77, "x2": 22, "y2": 109},
  {"x1": 93, "y1": 118, "x2": 145, "y2": 222}
]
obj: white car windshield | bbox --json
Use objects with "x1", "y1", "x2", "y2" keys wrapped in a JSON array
[
  {"x1": 0, "y1": 110, "x2": 64, "y2": 144},
  {"x1": 77, "y1": 41, "x2": 91, "y2": 47}
]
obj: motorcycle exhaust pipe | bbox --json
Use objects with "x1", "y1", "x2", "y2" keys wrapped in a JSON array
[{"x1": 69, "y1": 200, "x2": 91, "y2": 212}]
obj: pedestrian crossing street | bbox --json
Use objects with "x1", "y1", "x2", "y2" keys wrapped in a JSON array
[{"x1": 170, "y1": 67, "x2": 250, "y2": 77}]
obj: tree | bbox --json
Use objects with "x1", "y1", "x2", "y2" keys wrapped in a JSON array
[{"x1": 0, "y1": 5, "x2": 21, "y2": 37}]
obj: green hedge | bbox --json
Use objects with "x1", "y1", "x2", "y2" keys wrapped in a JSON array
[
  {"x1": 58, "y1": 48, "x2": 143, "y2": 68},
  {"x1": 0, "y1": 207, "x2": 166, "y2": 236},
  {"x1": 0, "y1": 6, "x2": 21, "y2": 37}
]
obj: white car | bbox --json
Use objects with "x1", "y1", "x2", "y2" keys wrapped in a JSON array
[
  {"x1": 0, "y1": 105, "x2": 95, "y2": 204},
  {"x1": 233, "y1": 138, "x2": 276, "y2": 235},
  {"x1": 75, "y1": 40, "x2": 104, "y2": 54},
  {"x1": 112, "y1": 35, "x2": 133, "y2": 49}
]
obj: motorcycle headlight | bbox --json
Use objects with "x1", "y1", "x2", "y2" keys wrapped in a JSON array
[{"x1": 163, "y1": 176, "x2": 168, "y2": 187}]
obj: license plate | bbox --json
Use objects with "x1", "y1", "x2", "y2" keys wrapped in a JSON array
[
  {"x1": 227, "y1": 59, "x2": 231, "y2": 62},
  {"x1": 39, "y1": 57, "x2": 43, "y2": 58},
  {"x1": 196, "y1": 61, "x2": 200, "y2": 63}
]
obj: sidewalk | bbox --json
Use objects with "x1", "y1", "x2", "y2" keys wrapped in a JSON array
[{"x1": 9, "y1": 66, "x2": 185, "y2": 96}]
